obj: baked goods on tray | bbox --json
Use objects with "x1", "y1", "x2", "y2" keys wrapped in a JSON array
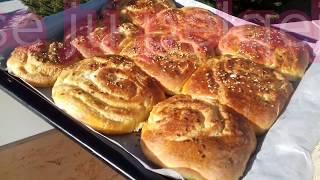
[
  {"x1": 7, "y1": 41, "x2": 81, "y2": 87},
  {"x1": 52, "y1": 55, "x2": 166, "y2": 134},
  {"x1": 5, "y1": 0, "x2": 312, "y2": 179},
  {"x1": 218, "y1": 24, "x2": 311, "y2": 80},
  {"x1": 182, "y1": 55, "x2": 293, "y2": 134},
  {"x1": 141, "y1": 95, "x2": 256, "y2": 180}
]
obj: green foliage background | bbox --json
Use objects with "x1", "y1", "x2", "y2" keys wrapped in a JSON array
[
  {"x1": 20, "y1": 0, "x2": 311, "y2": 19},
  {"x1": 21, "y1": 0, "x2": 216, "y2": 17},
  {"x1": 20, "y1": 0, "x2": 90, "y2": 16}
]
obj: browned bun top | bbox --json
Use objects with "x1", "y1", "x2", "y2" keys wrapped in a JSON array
[
  {"x1": 119, "y1": 0, "x2": 176, "y2": 28},
  {"x1": 52, "y1": 55, "x2": 166, "y2": 134},
  {"x1": 120, "y1": 33, "x2": 201, "y2": 94},
  {"x1": 145, "y1": 7, "x2": 230, "y2": 59},
  {"x1": 120, "y1": 7, "x2": 230, "y2": 94},
  {"x1": 71, "y1": 22, "x2": 143, "y2": 59},
  {"x1": 7, "y1": 41, "x2": 81, "y2": 87},
  {"x1": 218, "y1": 24, "x2": 310, "y2": 80},
  {"x1": 182, "y1": 55, "x2": 293, "y2": 134},
  {"x1": 141, "y1": 95, "x2": 256, "y2": 180}
]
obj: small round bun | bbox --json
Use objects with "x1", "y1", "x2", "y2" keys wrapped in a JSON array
[
  {"x1": 52, "y1": 55, "x2": 166, "y2": 134},
  {"x1": 7, "y1": 41, "x2": 80, "y2": 87},
  {"x1": 218, "y1": 24, "x2": 311, "y2": 80},
  {"x1": 182, "y1": 55, "x2": 293, "y2": 134},
  {"x1": 141, "y1": 95, "x2": 256, "y2": 180}
]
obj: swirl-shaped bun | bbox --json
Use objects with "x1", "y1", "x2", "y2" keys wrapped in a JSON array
[
  {"x1": 52, "y1": 55, "x2": 166, "y2": 134},
  {"x1": 141, "y1": 95, "x2": 256, "y2": 180},
  {"x1": 7, "y1": 41, "x2": 80, "y2": 87},
  {"x1": 218, "y1": 24, "x2": 311, "y2": 80},
  {"x1": 182, "y1": 55, "x2": 293, "y2": 134}
]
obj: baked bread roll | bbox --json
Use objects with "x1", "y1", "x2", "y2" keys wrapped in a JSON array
[
  {"x1": 120, "y1": 7, "x2": 228, "y2": 94},
  {"x1": 182, "y1": 55, "x2": 293, "y2": 134},
  {"x1": 7, "y1": 41, "x2": 80, "y2": 87},
  {"x1": 145, "y1": 7, "x2": 229, "y2": 59},
  {"x1": 118, "y1": 0, "x2": 176, "y2": 28},
  {"x1": 65, "y1": 9, "x2": 123, "y2": 58},
  {"x1": 141, "y1": 95, "x2": 256, "y2": 180},
  {"x1": 52, "y1": 55, "x2": 166, "y2": 134},
  {"x1": 71, "y1": 23, "x2": 142, "y2": 58},
  {"x1": 120, "y1": 33, "x2": 201, "y2": 94},
  {"x1": 218, "y1": 24, "x2": 310, "y2": 80},
  {"x1": 70, "y1": 26, "x2": 107, "y2": 58}
]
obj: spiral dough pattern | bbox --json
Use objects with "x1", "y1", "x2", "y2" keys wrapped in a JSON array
[
  {"x1": 52, "y1": 55, "x2": 166, "y2": 134},
  {"x1": 141, "y1": 95, "x2": 256, "y2": 180},
  {"x1": 6, "y1": 41, "x2": 80, "y2": 87}
]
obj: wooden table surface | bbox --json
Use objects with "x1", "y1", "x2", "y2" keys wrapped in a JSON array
[{"x1": 0, "y1": 130, "x2": 124, "y2": 180}]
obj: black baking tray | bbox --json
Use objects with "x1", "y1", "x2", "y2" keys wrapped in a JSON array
[
  {"x1": 0, "y1": 0, "x2": 167, "y2": 179},
  {"x1": 0, "y1": 70, "x2": 168, "y2": 180},
  {"x1": 0, "y1": 0, "x2": 317, "y2": 179}
]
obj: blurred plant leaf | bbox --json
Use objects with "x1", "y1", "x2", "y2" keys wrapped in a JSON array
[{"x1": 20, "y1": 0, "x2": 90, "y2": 16}]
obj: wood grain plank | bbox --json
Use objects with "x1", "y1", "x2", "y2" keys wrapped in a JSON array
[{"x1": 0, "y1": 130, "x2": 124, "y2": 180}]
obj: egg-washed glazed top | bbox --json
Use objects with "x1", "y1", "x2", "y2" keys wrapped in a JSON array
[
  {"x1": 52, "y1": 55, "x2": 166, "y2": 134},
  {"x1": 144, "y1": 7, "x2": 230, "y2": 59},
  {"x1": 182, "y1": 55, "x2": 293, "y2": 134},
  {"x1": 141, "y1": 95, "x2": 256, "y2": 180},
  {"x1": 118, "y1": 0, "x2": 176, "y2": 28},
  {"x1": 71, "y1": 22, "x2": 143, "y2": 58},
  {"x1": 120, "y1": 33, "x2": 202, "y2": 94},
  {"x1": 6, "y1": 40, "x2": 81, "y2": 87},
  {"x1": 218, "y1": 24, "x2": 311, "y2": 80}
]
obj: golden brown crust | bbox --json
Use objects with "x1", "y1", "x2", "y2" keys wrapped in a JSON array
[
  {"x1": 120, "y1": 34, "x2": 201, "y2": 94},
  {"x1": 182, "y1": 55, "x2": 293, "y2": 134},
  {"x1": 71, "y1": 23, "x2": 143, "y2": 59},
  {"x1": 120, "y1": 7, "x2": 228, "y2": 94},
  {"x1": 71, "y1": 27, "x2": 107, "y2": 58},
  {"x1": 119, "y1": 0, "x2": 176, "y2": 28},
  {"x1": 145, "y1": 7, "x2": 229, "y2": 59},
  {"x1": 218, "y1": 24, "x2": 310, "y2": 80},
  {"x1": 7, "y1": 41, "x2": 80, "y2": 87},
  {"x1": 52, "y1": 55, "x2": 166, "y2": 134},
  {"x1": 141, "y1": 95, "x2": 256, "y2": 180}
]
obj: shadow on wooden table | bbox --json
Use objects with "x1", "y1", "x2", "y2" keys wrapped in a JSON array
[{"x1": 0, "y1": 130, "x2": 124, "y2": 180}]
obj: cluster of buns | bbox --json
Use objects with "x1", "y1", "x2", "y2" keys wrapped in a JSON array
[{"x1": 6, "y1": 0, "x2": 311, "y2": 179}]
